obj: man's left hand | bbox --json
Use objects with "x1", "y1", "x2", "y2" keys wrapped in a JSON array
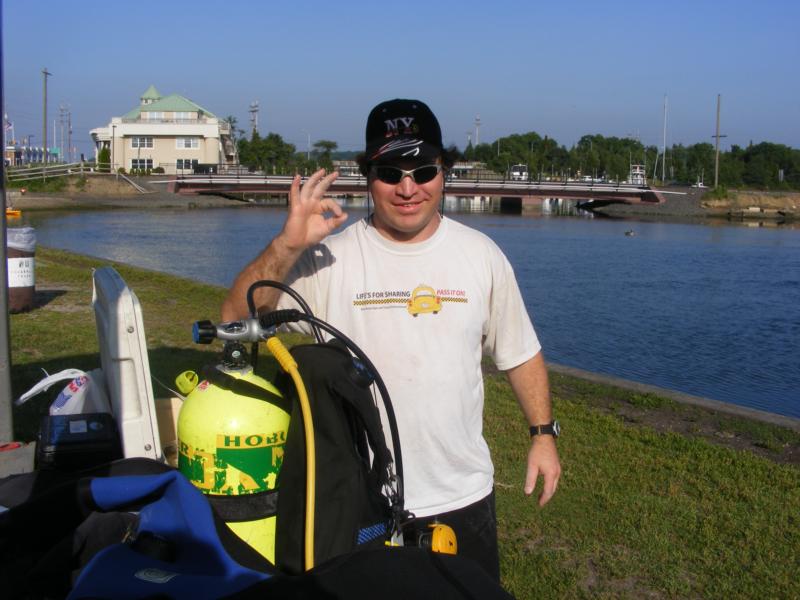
[{"x1": 524, "y1": 435, "x2": 561, "y2": 506}]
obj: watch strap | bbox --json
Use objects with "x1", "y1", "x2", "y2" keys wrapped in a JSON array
[{"x1": 529, "y1": 420, "x2": 559, "y2": 438}]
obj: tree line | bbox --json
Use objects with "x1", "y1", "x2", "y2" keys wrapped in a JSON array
[
  {"x1": 232, "y1": 121, "x2": 799, "y2": 190},
  {"x1": 464, "y1": 133, "x2": 800, "y2": 189}
]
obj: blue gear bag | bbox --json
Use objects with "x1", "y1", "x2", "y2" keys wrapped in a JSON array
[{"x1": 68, "y1": 471, "x2": 271, "y2": 599}]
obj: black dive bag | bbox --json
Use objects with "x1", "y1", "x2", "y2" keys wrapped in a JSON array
[{"x1": 273, "y1": 339, "x2": 400, "y2": 574}]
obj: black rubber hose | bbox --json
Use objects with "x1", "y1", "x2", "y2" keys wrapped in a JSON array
[{"x1": 246, "y1": 280, "x2": 323, "y2": 344}]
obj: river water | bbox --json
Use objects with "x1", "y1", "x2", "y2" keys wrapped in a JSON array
[{"x1": 23, "y1": 207, "x2": 800, "y2": 418}]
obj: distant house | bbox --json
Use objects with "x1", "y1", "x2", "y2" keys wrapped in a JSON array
[
  {"x1": 333, "y1": 160, "x2": 361, "y2": 177},
  {"x1": 90, "y1": 85, "x2": 235, "y2": 174}
]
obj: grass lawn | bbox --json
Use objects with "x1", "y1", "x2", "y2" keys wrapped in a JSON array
[{"x1": 10, "y1": 247, "x2": 800, "y2": 599}]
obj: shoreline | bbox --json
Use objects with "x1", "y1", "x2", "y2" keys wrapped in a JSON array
[
  {"x1": 0, "y1": 190, "x2": 752, "y2": 223},
  {"x1": 547, "y1": 363, "x2": 800, "y2": 432},
  {"x1": 9, "y1": 193, "x2": 799, "y2": 428},
  {"x1": 7, "y1": 176, "x2": 799, "y2": 221},
  {"x1": 9, "y1": 191, "x2": 246, "y2": 211},
  {"x1": 14, "y1": 245, "x2": 800, "y2": 470}
]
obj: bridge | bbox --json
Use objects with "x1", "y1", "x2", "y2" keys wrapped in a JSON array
[{"x1": 160, "y1": 174, "x2": 669, "y2": 207}]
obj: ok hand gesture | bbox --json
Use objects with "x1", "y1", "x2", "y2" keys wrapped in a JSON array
[{"x1": 280, "y1": 169, "x2": 348, "y2": 252}]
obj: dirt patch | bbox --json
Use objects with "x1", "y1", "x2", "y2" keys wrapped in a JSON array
[
  {"x1": 701, "y1": 190, "x2": 800, "y2": 220},
  {"x1": 595, "y1": 187, "x2": 799, "y2": 221},
  {"x1": 13, "y1": 189, "x2": 244, "y2": 211},
  {"x1": 703, "y1": 190, "x2": 800, "y2": 212},
  {"x1": 64, "y1": 174, "x2": 141, "y2": 195}
]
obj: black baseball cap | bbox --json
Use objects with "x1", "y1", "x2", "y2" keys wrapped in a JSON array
[{"x1": 365, "y1": 99, "x2": 443, "y2": 163}]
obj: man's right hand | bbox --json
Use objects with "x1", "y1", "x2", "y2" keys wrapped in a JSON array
[
  {"x1": 221, "y1": 169, "x2": 348, "y2": 321},
  {"x1": 279, "y1": 169, "x2": 348, "y2": 252}
]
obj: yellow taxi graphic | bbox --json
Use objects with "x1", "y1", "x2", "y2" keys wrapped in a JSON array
[{"x1": 407, "y1": 285, "x2": 442, "y2": 316}]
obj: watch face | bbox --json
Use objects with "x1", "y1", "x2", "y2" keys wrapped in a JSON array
[{"x1": 552, "y1": 420, "x2": 561, "y2": 437}]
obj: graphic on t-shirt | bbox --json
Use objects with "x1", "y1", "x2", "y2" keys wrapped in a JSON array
[
  {"x1": 352, "y1": 284, "x2": 468, "y2": 316},
  {"x1": 407, "y1": 285, "x2": 441, "y2": 317}
]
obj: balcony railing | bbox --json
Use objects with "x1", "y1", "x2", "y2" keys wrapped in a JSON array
[{"x1": 120, "y1": 118, "x2": 223, "y2": 126}]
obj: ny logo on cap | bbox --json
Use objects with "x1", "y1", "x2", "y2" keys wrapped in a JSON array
[{"x1": 384, "y1": 117, "x2": 417, "y2": 137}]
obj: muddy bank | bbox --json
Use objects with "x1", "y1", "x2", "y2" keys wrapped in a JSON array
[
  {"x1": 6, "y1": 174, "x2": 246, "y2": 211},
  {"x1": 595, "y1": 186, "x2": 799, "y2": 220},
  {"x1": 10, "y1": 191, "x2": 244, "y2": 211}
]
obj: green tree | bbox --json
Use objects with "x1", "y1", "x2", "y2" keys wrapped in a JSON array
[
  {"x1": 741, "y1": 142, "x2": 798, "y2": 189},
  {"x1": 223, "y1": 116, "x2": 238, "y2": 141},
  {"x1": 237, "y1": 131, "x2": 299, "y2": 174},
  {"x1": 97, "y1": 147, "x2": 111, "y2": 173},
  {"x1": 312, "y1": 140, "x2": 338, "y2": 171},
  {"x1": 685, "y1": 143, "x2": 714, "y2": 186}
]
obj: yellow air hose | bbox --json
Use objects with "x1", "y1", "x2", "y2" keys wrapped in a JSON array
[{"x1": 266, "y1": 336, "x2": 316, "y2": 571}]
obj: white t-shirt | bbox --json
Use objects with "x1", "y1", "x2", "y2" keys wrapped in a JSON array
[{"x1": 277, "y1": 216, "x2": 541, "y2": 516}]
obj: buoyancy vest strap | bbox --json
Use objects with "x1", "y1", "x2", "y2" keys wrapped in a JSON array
[
  {"x1": 201, "y1": 365, "x2": 292, "y2": 414},
  {"x1": 208, "y1": 489, "x2": 279, "y2": 522},
  {"x1": 330, "y1": 378, "x2": 394, "y2": 486}
]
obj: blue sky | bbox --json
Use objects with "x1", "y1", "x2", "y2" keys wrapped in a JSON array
[{"x1": 3, "y1": 0, "x2": 799, "y2": 157}]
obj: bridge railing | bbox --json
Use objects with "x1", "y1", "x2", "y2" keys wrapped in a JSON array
[{"x1": 4, "y1": 162, "x2": 110, "y2": 182}]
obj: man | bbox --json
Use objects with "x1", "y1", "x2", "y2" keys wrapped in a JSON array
[{"x1": 222, "y1": 99, "x2": 561, "y2": 580}]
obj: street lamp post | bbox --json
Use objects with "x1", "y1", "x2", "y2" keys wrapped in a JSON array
[{"x1": 42, "y1": 68, "x2": 51, "y2": 167}]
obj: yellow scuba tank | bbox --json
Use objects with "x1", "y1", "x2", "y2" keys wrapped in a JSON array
[{"x1": 176, "y1": 342, "x2": 290, "y2": 563}]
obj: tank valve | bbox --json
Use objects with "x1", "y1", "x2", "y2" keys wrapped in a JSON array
[{"x1": 193, "y1": 320, "x2": 217, "y2": 344}]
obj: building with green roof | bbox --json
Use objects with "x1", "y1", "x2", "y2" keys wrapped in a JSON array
[{"x1": 90, "y1": 86, "x2": 236, "y2": 174}]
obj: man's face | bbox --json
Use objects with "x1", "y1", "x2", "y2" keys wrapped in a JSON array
[{"x1": 368, "y1": 159, "x2": 444, "y2": 243}]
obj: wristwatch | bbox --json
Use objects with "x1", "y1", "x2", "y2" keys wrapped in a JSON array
[{"x1": 529, "y1": 420, "x2": 560, "y2": 438}]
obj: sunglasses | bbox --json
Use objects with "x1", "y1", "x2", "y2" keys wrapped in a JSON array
[{"x1": 370, "y1": 164, "x2": 442, "y2": 185}]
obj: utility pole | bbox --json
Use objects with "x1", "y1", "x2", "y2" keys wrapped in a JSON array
[
  {"x1": 1, "y1": 2, "x2": 14, "y2": 441},
  {"x1": 712, "y1": 94, "x2": 727, "y2": 189},
  {"x1": 42, "y1": 68, "x2": 51, "y2": 168},
  {"x1": 68, "y1": 110, "x2": 73, "y2": 163},
  {"x1": 661, "y1": 94, "x2": 668, "y2": 184},
  {"x1": 301, "y1": 129, "x2": 310, "y2": 160},
  {"x1": 59, "y1": 105, "x2": 66, "y2": 163},
  {"x1": 249, "y1": 101, "x2": 260, "y2": 135}
]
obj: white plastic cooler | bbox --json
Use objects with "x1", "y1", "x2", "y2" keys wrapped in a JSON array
[{"x1": 92, "y1": 266, "x2": 163, "y2": 461}]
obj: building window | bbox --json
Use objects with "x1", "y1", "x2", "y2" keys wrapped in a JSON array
[
  {"x1": 143, "y1": 112, "x2": 163, "y2": 120},
  {"x1": 131, "y1": 137, "x2": 153, "y2": 148},
  {"x1": 131, "y1": 159, "x2": 153, "y2": 170},
  {"x1": 176, "y1": 159, "x2": 199, "y2": 171},
  {"x1": 176, "y1": 137, "x2": 199, "y2": 149},
  {"x1": 174, "y1": 112, "x2": 195, "y2": 120}
]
